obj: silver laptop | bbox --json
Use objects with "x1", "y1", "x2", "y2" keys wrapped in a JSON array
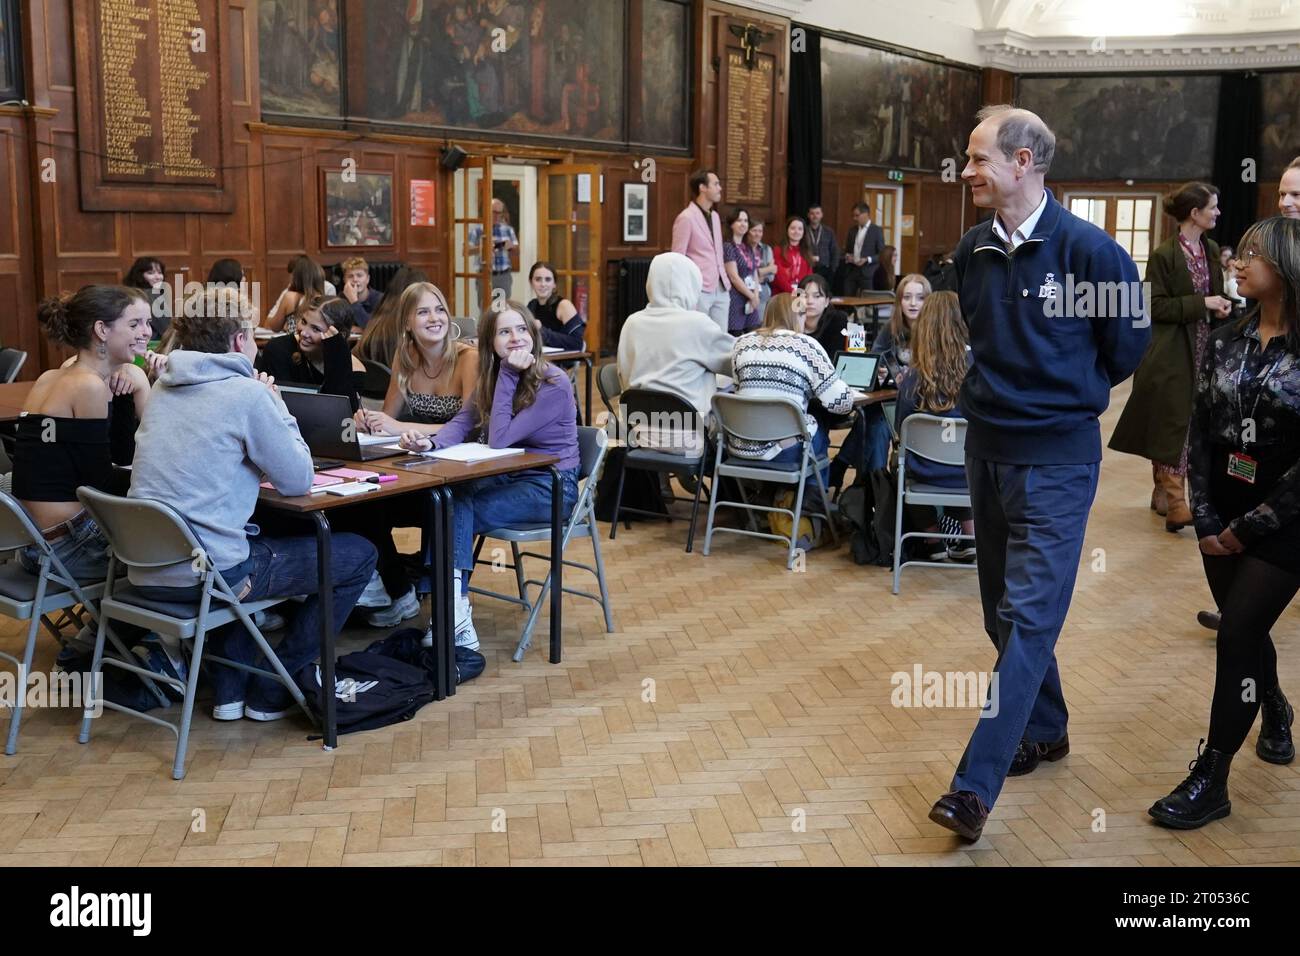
[{"x1": 280, "y1": 390, "x2": 403, "y2": 462}]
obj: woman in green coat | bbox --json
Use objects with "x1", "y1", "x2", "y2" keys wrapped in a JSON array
[{"x1": 1109, "y1": 182, "x2": 1234, "y2": 531}]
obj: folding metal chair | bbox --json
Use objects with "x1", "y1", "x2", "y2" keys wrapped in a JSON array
[
  {"x1": 892, "y1": 413, "x2": 976, "y2": 594},
  {"x1": 611, "y1": 387, "x2": 711, "y2": 553},
  {"x1": 596, "y1": 362, "x2": 621, "y2": 420},
  {"x1": 470, "y1": 427, "x2": 614, "y2": 662},
  {"x1": 0, "y1": 349, "x2": 26, "y2": 385},
  {"x1": 76, "y1": 488, "x2": 315, "y2": 779},
  {"x1": 0, "y1": 491, "x2": 167, "y2": 754},
  {"x1": 703, "y1": 393, "x2": 838, "y2": 570}
]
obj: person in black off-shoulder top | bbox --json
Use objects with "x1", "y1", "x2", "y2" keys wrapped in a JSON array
[
  {"x1": 1150, "y1": 216, "x2": 1300, "y2": 830},
  {"x1": 256, "y1": 294, "x2": 364, "y2": 410}
]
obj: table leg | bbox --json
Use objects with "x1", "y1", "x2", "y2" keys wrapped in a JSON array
[
  {"x1": 428, "y1": 487, "x2": 457, "y2": 700},
  {"x1": 584, "y1": 357, "x2": 594, "y2": 426},
  {"x1": 549, "y1": 466, "x2": 564, "y2": 664},
  {"x1": 311, "y1": 512, "x2": 337, "y2": 750}
]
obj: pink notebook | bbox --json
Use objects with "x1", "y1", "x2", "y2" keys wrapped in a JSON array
[
  {"x1": 260, "y1": 473, "x2": 344, "y2": 491},
  {"x1": 320, "y1": 468, "x2": 398, "y2": 483}
]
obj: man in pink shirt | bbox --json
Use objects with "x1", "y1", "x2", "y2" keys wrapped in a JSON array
[{"x1": 671, "y1": 169, "x2": 731, "y2": 332}]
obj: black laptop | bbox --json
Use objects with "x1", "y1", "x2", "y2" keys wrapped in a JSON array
[{"x1": 280, "y1": 391, "x2": 404, "y2": 462}]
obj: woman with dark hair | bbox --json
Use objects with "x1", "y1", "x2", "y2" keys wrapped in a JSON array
[
  {"x1": 123, "y1": 256, "x2": 170, "y2": 339},
  {"x1": 1110, "y1": 182, "x2": 1234, "y2": 533},
  {"x1": 399, "y1": 302, "x2": 580, "y2": 652},
  {"x1": 526, "y1": 261, "x2": 586, "y2": 351},
  {"x1": 206, "y1": 258, "x2": 245, "y2": 286},
  {"x1": 257, "y1": 294, "x2": 365, "y2": 410},
  {"x1": 355, "y1": 266, "x2": 431, "y2": 367},
  {"x1": 14, "y1": 286, "x2": 153, "y2": 582},
  {"x1": 722, "y1": 208, "x2": 761, "y2": 335},
  {"x1": 746, "y1": 219, "x2": 777, "y2": 319},
  {"x1": 1149, "y1": 216, "x2": 1300, "y2": 829},
  {"x1": 771, "y1": 217, "x2": 814, "y2": 294},
  {"x1": 797, "y1": 273, "x2": 849, "y2": 358},
  {"x1": 264, "y1": 255, "x2": 333, "y2": 332}
]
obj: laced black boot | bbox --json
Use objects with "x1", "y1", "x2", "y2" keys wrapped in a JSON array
[
  {"x1": 1257, "y1": 686, "x2": 1295, "y2": 765},
  {"x1": 1148, "y1": 739, "x2": 1232, "y2": 829}
]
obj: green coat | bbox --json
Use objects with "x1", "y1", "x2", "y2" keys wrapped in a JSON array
[{"x1": 1109, "y1": 233, "x2": 1224, "y2": 465}]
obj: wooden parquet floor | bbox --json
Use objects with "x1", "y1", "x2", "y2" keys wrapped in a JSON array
[{"x1": 2, "y1": 377, "x2": 1298, "y2": 867}]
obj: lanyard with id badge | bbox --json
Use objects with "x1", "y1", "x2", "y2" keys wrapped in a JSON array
[{"x1": 1229, "y1": 343, "x2": 1285, "y2": 485}]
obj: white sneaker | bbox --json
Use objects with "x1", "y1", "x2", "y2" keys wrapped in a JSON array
[
  {"x1": 243, "y1": 703, "x2": 294, "y2": 721},
  {"x1": 253, "y1": 608, "x2": 287, "y2": 631},
  {"x1": 355, "y1": 570, "x2": 392, "y2": 609},
  {"x1": 365, "y1": 587, "x2": 420, "y2": 627},
  {"x1": 422, "y1": 616, "x2": 480, "y2": 651},
  {"x1": 454, "y1": 590, "x2": 480, "y2": 651},
  {"x1": 212, "y1": 701, "x2": 244, "y2": 721}
]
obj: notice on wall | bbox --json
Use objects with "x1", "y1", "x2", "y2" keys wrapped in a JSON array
[
  {"x1": 723, "y1": 51, "x2": 774, "y2": 205},
  {"x1": 410, "y1": 179, "x2": 436, "y2": 227}
]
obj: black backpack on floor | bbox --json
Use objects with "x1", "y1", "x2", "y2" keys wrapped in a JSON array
[{"x1": 298, "y1": 628, "x2": 485, "y2": 736}]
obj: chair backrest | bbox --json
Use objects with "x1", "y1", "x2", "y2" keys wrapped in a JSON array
[
  {"x1": 596, "y1": 362, "x2": 621, "y2": 414},
  {"x1": 0, "y1": 349, "x2": 26, "y2": 384},
  {"x1": 899, "y1": 413, "x2": 968, "y2": 467},
  {"x1": 75, "y1": 487, "x2": 205, "y2": 572},
  {"x1": 576, "y1": 425, "x2": 608, "y2": 483},
  {"x1": 0, "y1": 490, "x2": 47, "y2": 555},
  {"x1": 358, "y1": 358, "x2": 391, "y2": 399},
  {"x1": 452, "y1": 315, "x2": 478, "y2": 340},
  {"x1": 711, "y1": 393, "x2": 808, "y2": 446},
  {"x1": 620, "y1": 387, "x2": 707, "y2": 456}
]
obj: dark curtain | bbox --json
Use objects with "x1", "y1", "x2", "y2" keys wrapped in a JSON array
[
  {"x1": 787, "y1": 24, "x2": 822, "y2": 216},
  {"x1": 1211, "y1": 72, "x2": 1261, "y2": 251}
]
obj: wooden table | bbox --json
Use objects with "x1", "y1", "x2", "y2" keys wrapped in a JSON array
[
  {"x1": 256, "y1": 451, "x2": 563, "y2": 748},
  {"x1": 832, "y1": 293, "x2": 895, "y2": 340},
  {"x1": 0, "y1": 381, "x2": 33, "y2": 423},
  {"x1": 854, "y1": 388, "x2": 897, "y2": 407}
]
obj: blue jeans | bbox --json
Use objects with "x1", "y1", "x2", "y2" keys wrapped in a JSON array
[
  {"x1": 835, "y1": 406, "x2": 891, "y2": 474},
  {"x1": 451, "y1": 469, "x2": 579, "y2": 594},
  {"x1": 136, "y1": 533, "x2": 376, "y2": 711},
  {"x1": 20, "y1": 514, "x2": 110, "y2": 584},
  {"x1": 950, "y1": 457, "x2": 1099, "y2": 809},
  {"x1": 768, "y1": 427, "x2": 831, "y2": 488}
]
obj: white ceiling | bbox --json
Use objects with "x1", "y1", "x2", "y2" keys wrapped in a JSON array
[{"x1": 732, "y1": 0, "x2": 1300, "y2": 70}]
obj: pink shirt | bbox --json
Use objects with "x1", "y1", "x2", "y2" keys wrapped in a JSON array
[{"x1": 671, "y1": 202, "x2": 731, "y2": 294}]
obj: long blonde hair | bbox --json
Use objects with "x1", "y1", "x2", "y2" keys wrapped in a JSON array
[
  {"x1": 758, "y1": 293, "x2": 801, "y2": 334},
  {"x1": 474, "y1": 302, "x2": 554, "y2": 430},
  {"x1": 910, "y1": 291, "x2": 968, "y2": 414},
  {"x1": 889, "y1": 272, "x2": 932, "y2": 349},
  {"x1": 392, "y1": 282, "x2": 462, "y2": 396}
]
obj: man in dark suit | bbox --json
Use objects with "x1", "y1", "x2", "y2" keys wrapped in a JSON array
[{"x1": 841, "y1": 202, "x2": 885, "y2": 295}]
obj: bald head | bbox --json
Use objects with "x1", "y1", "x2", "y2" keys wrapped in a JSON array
[{"x1": 975, "y1": 105, "x2": 1056, "y2": 175}]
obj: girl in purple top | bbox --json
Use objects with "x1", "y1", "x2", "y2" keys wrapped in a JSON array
[{"x1": 401, "y1": 303, "x2": 580, "y2": 652}]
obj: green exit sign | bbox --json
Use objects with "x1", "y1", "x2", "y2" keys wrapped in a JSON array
[{"x1": 887, "y1": 170, "x2": 904, "y2": 182}]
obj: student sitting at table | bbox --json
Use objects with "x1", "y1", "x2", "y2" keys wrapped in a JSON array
[
  {"x1": 264, "y1": 255, "x2": 331, "y2": 332},
  {"x1": 894, "y1": 290, "x2": 975, "y2": 561},
  {"x1": 527, "y1": 262, "x2": 587, "y2": 352},
  {"x1": 355, "y1": 266, "x2": 431, "y2": 368},
  {"x1": 730, "y1": 292, "x2": 855, "y2": 486},
  {"x1": 124, "y1": 256, "x2": 171, "y2": 339},
  {"x1": 257, "y1": 294, "x2": 365, "y2": 410},
  {"x1": 873, "y1": 272, "x2": 931, "y2": 373},
  {"x1": 127, "y1": 295, "x2": 376, "y2": 721},
  {"x1": 13, "y1": 286, "x2": 153, "y2": 583},
  {"x1": 798, "y1": 273, "x2": 850, "y2": 358},
  {"x1": 335, "y1": 282, "x2": 479, "y2": 626},
  {"x1": 339, "y1": 256, "x2": 383, "y2": 328},
  {"x1": 399, "y1": 303, "x2": 580, "y2": 652}
]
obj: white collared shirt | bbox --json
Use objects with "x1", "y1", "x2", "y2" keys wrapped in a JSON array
[
  {"x1": 991, "y1": 190, "x2": 1048, "y2": 250},
  {"x1": 853, "y1": 221, "x2": 870, "y2": 260}
]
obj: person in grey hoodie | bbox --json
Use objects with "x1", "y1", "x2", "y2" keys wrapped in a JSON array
[{"x1": 128, "y1": 300, "x2": 376, "y2": 722}]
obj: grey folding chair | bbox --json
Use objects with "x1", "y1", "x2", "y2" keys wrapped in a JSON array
[
  {"x1": 892, "y1": 413, "x2": 975, "y2": 594},
  {"x1": 75, "y1": 488, "x2": 315, "y2": 779},
  {"x1": 470, "y1": 427, "x2": 614, "y2": 662},
  {"x1": 703, "y1": 393, "x2": 838, "y2": 570},
  {"x1": 452, "y1": 315, "x2": 478, "y2": 340},
  {"x1": 0, "y1": 491, "x2": 167, "y2": 754},
  {"x1": 596, "y1": 362, "x2": 621, "y2": 420},
  {"x1": 0, "y1": 349, "x2": 26, "y2": 384}
]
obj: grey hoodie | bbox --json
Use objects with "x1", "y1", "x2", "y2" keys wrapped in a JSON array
[
  {"x1": 128, "y1": 351, "x2": 314, "y2": 587},
  {"x1": 617, "y1": 252, "x2": 734, "y2": 419}
]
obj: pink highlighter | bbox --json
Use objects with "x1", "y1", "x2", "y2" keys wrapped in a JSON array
[{"x1": 319, "y1": 467, "x2": 398, "y2": 484}]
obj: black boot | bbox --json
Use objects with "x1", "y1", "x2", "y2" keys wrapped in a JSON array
[
  {"x1": 1257, "y1": 687, "x2": 1295, "y2": 765},
  {"x1": 1148, "y1": 739, "x2": 1232, "y2": 829}
]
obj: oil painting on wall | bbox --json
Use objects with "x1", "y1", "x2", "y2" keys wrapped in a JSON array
[{"x1": 259, "y1": 0, "x2": 344, "y2": 117}]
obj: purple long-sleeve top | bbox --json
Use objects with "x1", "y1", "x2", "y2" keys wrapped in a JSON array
[{"x1": 434, "y1": 362, "x2": 580, "y2": 472}]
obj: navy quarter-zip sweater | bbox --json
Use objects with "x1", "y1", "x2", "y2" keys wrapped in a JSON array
[{"x1": 954, "y1": 190, "x2": 1151, "y2": 464}]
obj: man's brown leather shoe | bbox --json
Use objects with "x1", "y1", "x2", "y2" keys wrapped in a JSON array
[{"x1": 928, "y1": 790, "x2": 989, "y2": 842}]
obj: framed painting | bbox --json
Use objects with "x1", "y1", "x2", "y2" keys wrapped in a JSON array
[
  {"x1": 259, "y1": 0, "x2": 344, "y2": 118},
  {"x1": 1016, "y1": 74, "x2": 1220, "y2": 181},
  {"x1": 1261, "y1": 71, "x2": 1300, "y2": 180},
  {"x1": 321, "y1": 170, "x2": 395, "y2": 249},
  {"x1": 623, "y1": 182, "x2": 648, "y2": 242}
]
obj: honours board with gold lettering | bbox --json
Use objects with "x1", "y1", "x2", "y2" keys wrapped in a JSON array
[
  {"x1": 73, "y1": 0, "x2": 233, "y2": 212},
  {"x1": 721, "y1": 51, "x2": 775, "y2": 206}
]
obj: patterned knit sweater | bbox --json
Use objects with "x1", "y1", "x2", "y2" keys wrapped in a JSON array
[{"x1": 730, "y1": 329, "x2": 854, "y2": 459}]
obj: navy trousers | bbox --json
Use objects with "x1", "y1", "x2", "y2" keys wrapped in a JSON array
[{"x1": 951, "y1": 455, "x2": 1099, "y2": 808}]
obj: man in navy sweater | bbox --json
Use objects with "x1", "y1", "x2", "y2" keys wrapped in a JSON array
[{"x1": 928, "y1": 106, "x2": 1151, "y2": 841}]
